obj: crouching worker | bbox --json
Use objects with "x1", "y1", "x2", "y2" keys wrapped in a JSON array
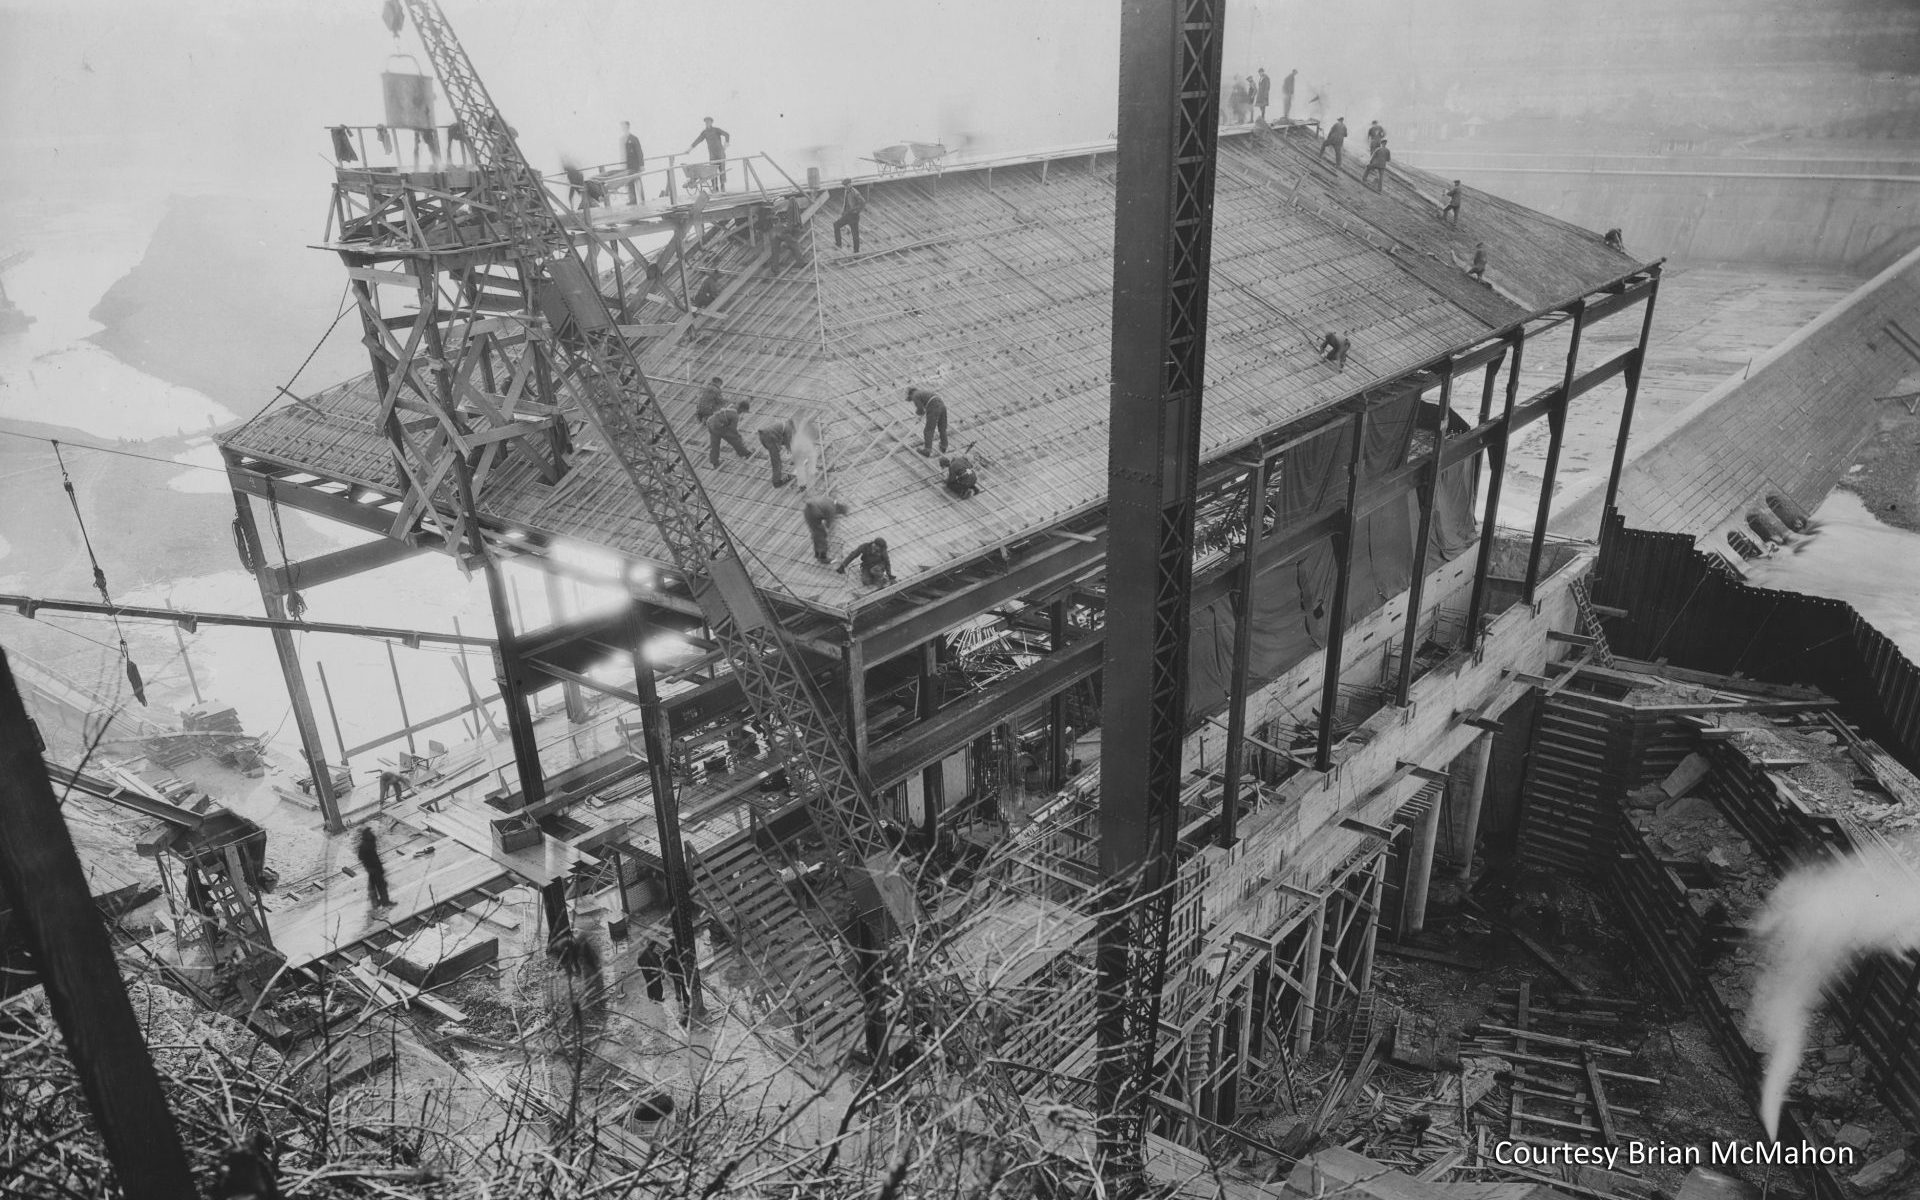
[
  {"x1": 1319, "y1": 330, "x2": 1351, "y2": 372},
  {"x1": 838, "y1": 537, "x2": 895, "y2": 587},
  {"x1": 938, "y1": 454, "x2": 979, "y2": 499},
  {"x1": 803, "y1": 495, "x2": 850, "y2": 564}
]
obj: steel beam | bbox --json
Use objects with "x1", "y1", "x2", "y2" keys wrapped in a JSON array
[
  {"x1": 630, "y1": 607, "x2": 704, "y2": 1017},
  {"x1": 1466, "y1": 334, "x2": 1526, "y2": 647},
  {"x1": 265, "y1": 537, "x2": 423, "y2": 595},
  {"x1": 1049, "y1": 599, "x2": 1071, "y2": 789},
  {"x1": 1219, "y1": 461, "x2": 1269, "y2": 847},
  {"x1": 1314, "y1": 410, "x2": 1369, "y2": 771},
  {"x1": 1602, "y1": 265, "x2": 1665, "y2": 518},
  {"x1": 1524, "y1": 301, "x2": 1586, "y2": 602},
  {"x1": 1097, "y1": 0, "x2": 1223, "y2": 1168},
  {"x1": 1395, "y1": 363, "x2": 1452, "y2": 705},
  {"x1": 230, "y1": 488, "x2": 342, "y2": 831},
  {"x1": 0, "y1": 592, "x2": 491, "y2": 648}
]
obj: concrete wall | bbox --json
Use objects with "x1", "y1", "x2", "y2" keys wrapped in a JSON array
[
  {"x1": 1401, "y1": 151, "x2": 1920, "y2": 270},
  {"x1": 1555, "y1": 244, "x2": 1920, "y2": 542}
]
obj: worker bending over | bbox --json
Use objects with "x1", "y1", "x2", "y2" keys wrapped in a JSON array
[
  {"x1": 1361, "y1": 139, "x2": 1390, "y2": 191},
  {"x1": 759, "y1": 417, "x2": 795, "y2": 487},
  {"x1": 771, "y1": 193, "x2": 807, "y2": 272},
  {"x1": 1440, "y1": 180, "x2": 1462, "y2": 225},
  {"x1": 1319, "y1": 331, "x2": 1351, "y2": 372},
  {"x1": 1467, "y1": 242, "x2": 1488, "y2": 282},
  {"x1": 708, "y1": 400, "x2": 755, "y2": 467},
  {"x1": 906, "y1": 386, "x2": 949, "y2": 456},
  {"x1": 803, "y1": 496, "x2": 850, "y2": 564},
  {"x1": 1319, "y1": 117, "x2": 1348, "y2": 168},
  {"x1": 834, "y1": 178, "x2": 866, "y2": 253},
  {"x1": 692, "y1": 269, "x2": 723, "y2": 310},
  {"x1": 839, "y1": 537, "x2": 895, "y2": 587},
  {"x1": 939, "y1": 454, "x2": 979, "y2": 498}
]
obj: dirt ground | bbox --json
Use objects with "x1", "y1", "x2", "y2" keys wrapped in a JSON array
[{"x1": 1836, "y1": 410, "x2": 1920, "y2": 534}]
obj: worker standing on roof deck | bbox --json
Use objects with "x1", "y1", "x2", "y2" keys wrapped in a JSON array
[
  {"x1": 1361, "y1": 138, "x2": 1390, "y2": 191},
  {"x1": 1366, "y1": 120, "x2": 1385, "y2": 155},
  {"x1": 907, "y1": 386, "x2": 949, "y2": 456},
  {"x1": 1319, "y1": 117, "x2": 1347, "y2": 167},
  {"x1": 687, "y1": 117, "x2": 731, "y2": 190},
  {"x1": 356, "y1": 827, "x2": 393, "y2": 908},
  {"x1": 771, "y1": 192, "x2": 807, "y2": 273},
  {"x1": 1319, "y1": 331, "x2": 1351, "y2": 372},
  {"x1": 839, "y1": 537, "x2": 895, "y2": 587},
  {"x1": 803, "y1": 496, "x2": 850, "y2": 564},
  {"x1": 1440, "y1": 180, "x2": 1463, "y2": 226},
  {"x1": 695, "y1": 376, "x2": 728, "y2": 423},
  {"x1": 621, "y1": 121, "x2": 644, "y2": 204},
  {"x1": 833, "y1": 178, "x2": 866, "y2": 253},
  {"x1": 708, "y1": 400, "x2": 755, "y2": 467},
  {"x1": 938, "y1": 454, "x2": 979, "y2": 499},
  {"x1": 1467, "y1": 242, "x2": 1489, "y2": 282},
  {"x1": 759, "y1": 416, "x2": 796, "y2": 487},
  {"x1": 1282, "y1": 69, "x2": 1297, "y2": 121},
  {"x1": 1227, "y1": 75, "x2": 1249, "y2": 125},
  {"x1": 1255, "y1": 69, "x2": 1272, "y2": 125}
]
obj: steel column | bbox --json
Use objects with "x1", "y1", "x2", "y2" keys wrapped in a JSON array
[
  {"x1": 1219, "y1": 461, "x2": 1269, "y2": 847},
  {"x1": 1315, "y1": 409, "x2": 1370, "y2": 771},
  {"x1": 230, "y1": 488, "x2": 343, "y2": 831},
  {"x1": 1394, "y1": 362, "x2": 1453, "y2": 705},
  {"x1": 1524, "y1": 302, "x2": 1586, "y2": 603},
  {"x1": 544, "y1": 571, "x2": 591, "y2": 723},
  {"x1": 630, "y1": 609, "x2": 704, "y2": 1017},
  {"x1": 1601, "y1": 266, "x2": 1665, "y2": 519},
  {"x1": 844, "y1": 638, "x2": 869, "y2": 769},
  {"x1": 1049, "y1": 599, "x2": 1071, "y2": 789},
  {"x1": 1465, "y1": 336, "x2": 1526, "y2": 648},
  {"x1": 1096, "y1": 0, "x2": 1224, "y2": 1169},
  {"x1": 1294, "y1": 901, "x2": 1324, "y2": 1057},
  {"x1": 919, "y1": 641, "x2": 944, "y2": 841}
]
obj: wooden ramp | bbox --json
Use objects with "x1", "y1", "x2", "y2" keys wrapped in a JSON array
[{"x1": 689, "y1": 839, "x2": 864, "y2": 1060}]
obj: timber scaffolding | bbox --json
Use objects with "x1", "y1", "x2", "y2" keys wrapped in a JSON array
[{"x1": 206, "y1": 117, "x2": 1663, "y2": 1114}]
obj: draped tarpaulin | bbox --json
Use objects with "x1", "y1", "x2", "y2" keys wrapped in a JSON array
[{"x1": 1186, "y1": 394, "x2": 1480, "y2": 719}]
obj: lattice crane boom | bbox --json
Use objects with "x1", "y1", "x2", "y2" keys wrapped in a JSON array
[{"x1": 393, "y1": 0, "x2": 885, "y2": 870}]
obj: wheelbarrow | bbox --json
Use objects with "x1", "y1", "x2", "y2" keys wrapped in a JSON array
[{"x1": 864, "y1": 144, "x2": 912, "y2": 172}]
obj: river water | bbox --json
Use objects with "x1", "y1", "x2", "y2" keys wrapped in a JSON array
[{"x1": 1742, "y1": 489, "x2": 1920, "y2": 663}]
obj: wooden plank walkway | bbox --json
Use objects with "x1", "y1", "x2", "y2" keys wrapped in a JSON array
[{"x1": 267, "y1": 839, "x2": 513, "y2": 970}]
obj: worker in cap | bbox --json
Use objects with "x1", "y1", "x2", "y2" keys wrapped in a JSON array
[
  {"x1": 838, "y1": 537, "x2": 895, "y2": 588},
  {"x1": 938, "y1": 454, "x2": 979, "y2": 499},
  {"x1": 356, "y1": 827, "x2": 394, "y2": 908},
  {"x1": 1319, "y1": 117, "x2": 1348, "y2": 168},
  {"x1": 770, "y1": 192, "x2": 807, "y2": 272},
  {"x1": 906, "y1": 386, "x2": 948, "y2": 457},
  {"x1": 686, "y1": 116, "x2": 730, "y2": 189},
  {"x1": 1319, "y1": 331, "x2": 1351, "y2": 372},
  {"x1": 833, "y1": 178, "x2": 866, "y2": 253},
  {"x1": 1440, "y1": 180, "x2": 1463, "y2": 226},
  {"x1": 759, "y1": 416, "x2": 796, "y2": 488},
  {"x1": 803, "y1": 496, "x2": 850, "y2": 564},
  {"x1": 707, "y1": 399, "x2": 755, "y2": 467},
  {"x1": 1366, "y1": 120, "x2": 1385, "y2": 154},
  {"x1": 1467, "y1": 242, "x2": 1489, "y2": 282}
]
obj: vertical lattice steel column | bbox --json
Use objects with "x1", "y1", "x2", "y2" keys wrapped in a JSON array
[{"x1": 1096, "y1": 0, "x2": 1224, "y2": 1171}]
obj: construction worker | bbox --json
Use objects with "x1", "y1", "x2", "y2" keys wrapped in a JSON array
[
  {"x1": 620, "y1": 121, "x2": 644, "y2": 204},
  {"x1": 1255, "y1": 68, "x2": 1271, "y2": 124},
  {"x1": 377, "y1": 769, "x2": 406, "y2": 806},
  {"x1": 838, "y1": 537, "x2": 895, "y2": 587},
  {"x1": 635, "y1": 937, "x2": 668, "y2": 1002},
  {"x1": 938, "y1": 454, "x2": 979, "y2": 499},
  {"x1": 833, "y1": 178, "x2": 866, "y2": 252},
  {"x1": 759, "y1": 416, "x2": 796, "y2": 487},
  {"x1": 1281, "y1": 69, "x2": 1296, "y2": 121},
  {"x1": 1362, "y1": 139, "x2": 1391, "y2": 191},
  {"x1": 1467, "y1": 242, "x2": 1489, "y2": 282},
  {"x1": 1319, "y1": 331, "x2": 1351, "y2": 372},
  {"x1": 696, "y1": 376, "x2": 728, "y2": 423},
  {"x1": 1603, "y1": 227, "x2": 1626, "y2": 251},
  {"x1": 1440, "y1": 180, "x2": 1463, "y2": 225},
  {"x1": 803, "y1": 496, "x2": 850, "y2": 563},
  {"x1": 1319, "y1": 117, "x2": 1347, "y2": 168},
  {"x1": 1366, "y1": 120, "x2": 1385, "y2": 155},
  {"x1": 692, "y1": 269, "x2": 723, "y2": 310},
  {"x1": 708, "y1": 399, "x2": 754, "y2": 467},
  {"x1": 1228, "y1": 76, "x2": 1249, "y2": 125},
  {"x1": 906, "y1": 386, "x2": 949, "y2": 456},
  {"x1": 686, "y1": 116, "x2": 731, "y2": 190},
  {"x1": 356, "y1": 827, "x2": 393, "y2": 907},
  {"x1": 771, "y1": 192, "x2": 807, "y2": 272}
]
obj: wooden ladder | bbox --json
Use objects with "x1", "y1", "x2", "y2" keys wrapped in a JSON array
[{"x1": 1568, "y1": 577, "x2": 1617, "y2": 669}]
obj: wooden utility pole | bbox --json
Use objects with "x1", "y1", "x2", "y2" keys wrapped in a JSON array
[{"x1": 0, "y1": 648, "x2": 196, "y2": 1198}]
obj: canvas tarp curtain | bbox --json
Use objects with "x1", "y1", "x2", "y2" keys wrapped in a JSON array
[{"x1": 1186, "y1": 394, "x2": 1479, "y2": 719}]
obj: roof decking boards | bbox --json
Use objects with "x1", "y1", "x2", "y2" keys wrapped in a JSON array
[{"x1": 223, "y1": 126, "x2": 1636, "y2": 619}]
